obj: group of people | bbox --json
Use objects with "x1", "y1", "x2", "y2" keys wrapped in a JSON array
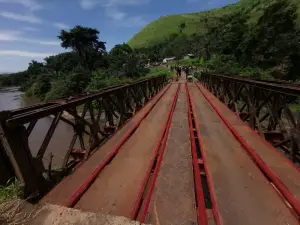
[{"x1": 170, "y1": 65, "x2": 192, "y2": 79}]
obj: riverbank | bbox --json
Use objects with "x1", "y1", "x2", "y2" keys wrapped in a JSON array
[{"x1": 0, "y1": 87, "x2": 40, "y2": 111}]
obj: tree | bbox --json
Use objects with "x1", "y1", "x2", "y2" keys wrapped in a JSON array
[
  {"x1": 44, "y1": 52, "x2": 80, "y2": 74},
  {"x1": 109, "y1": 43, "x2": 133, "y2": 72},
  {"x1": 123, "y1": 53, "x2": 148, "y2": 77},
  {"x1": 179, "y1": 22, "x2": 186, "y2": 34},
  {"x1": 27, "y1": 60, "x2": 44, "y2": 76},
  {"x1": 58, "y1": 26, "x2": 106, "y2": 70}
]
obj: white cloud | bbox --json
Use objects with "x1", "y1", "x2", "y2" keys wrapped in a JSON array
[
  {"x1": 0, "y1": 11, "x2": 42, "y2": 23},
  {"x1": 0, "y1": 50, "x2": 54, "y2": 58},
  {"x1": 106, "y1": 7, "x2": 126, "y2": 20},
  {"x1": 0, "y1": 30, "x2": 22, "y2": 41},
  {"x1": 0, "y1": 11, "x2": 69, "y2": 30},
  {"x1": 23, "y1": 27, "x2": 39, "y2": 31},
  {"x1": 0, "y1": 30, "x2": 59, "y2": 46},
  {"x1": 0, "y1": 0, "x2": 42, "y2": 11},
  {"x1": 78, "y1": 0, "x2": 150, "y2": 9},
  {"x1": 105, "y1": 7, "x2": 146, "y2": 27},
  {"x1": 24, "y1": 39, "x2": 60, "y2": 46},
  {"x1": 122, "y1": 16, "x2": 147, "y2": 27},
  {"x1": 79, "y1": 0, "x2": 97, "y2": 9},
  {"x1": 79, "y1": 0, "x2": 149, "y2": 27},
  {"x1": 52, "y1": 22, "x2": 70, "y2": 29}
]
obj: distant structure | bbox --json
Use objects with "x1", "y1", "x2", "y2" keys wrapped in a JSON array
[
  {"x1": 162, "y1": 57, "x2": 175, "y2": 64},
  {"x1": 184, "y1": 54, "x2": 195, "y2": 59}
]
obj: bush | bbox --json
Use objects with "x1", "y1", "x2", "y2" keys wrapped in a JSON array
[
  {"x1": 145, "y1": 67, "x2": 173, "y2": 78},
  {"x1": 45, "y1": 70, "x2": 90, "y2": 100},
  {"x1": 86, "y1": 69, "x2": 132, "y2": 92}
]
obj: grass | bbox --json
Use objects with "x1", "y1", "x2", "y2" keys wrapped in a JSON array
[
  {"x1": 128, "y1": 0, "x2": 300, "y2": 49},
  {"x1": 0, "y1": 179, "x2": 21, "y2": 204},
  {"x1": 127, "y1": 2, "x2": 240, "y2": 48},
  {"x1": 128, "y1": 14, "x2": 207, "y2": 48}
]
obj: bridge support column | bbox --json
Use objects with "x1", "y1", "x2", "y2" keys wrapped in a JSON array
[
  {"x1": 0, "y1": 113, "x2": 50, "y2": 199},
  {"x1": 0, "y1": 142, "x2": 14, "y2": 185}
]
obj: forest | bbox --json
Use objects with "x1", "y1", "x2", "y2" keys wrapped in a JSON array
[
  {"x1": 134, "y1": 0, "x2": 300, "y2": 81},
  {"x1": 0, "y1": 26, "x2": 167, "y2": 100}
]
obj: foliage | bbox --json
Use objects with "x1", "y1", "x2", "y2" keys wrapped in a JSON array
[
  {"x1": 109, "y1": 43, "x2": 133, "y2": 71},
  {"x1": 45, "y1": 69, "x2": 90, "y2": 100},
  {"x1": 86, "y1": 69, "x2": 132, "y2": 91},
  {"x1": 145, "y1": 67, "x2": 173, "y2": 78},
  {"x1": 2, "y1": 25, "x2": 155, "y2": 100},
  {"x1": 58, "y1": 26, "x2": 106, "y2": 71},
  {"x1": 133, "y1": 0, "x2": 300, "y2": 81},
  {"x1": 109, "y1": 43, "x2": 149, "y2": 77},
  {"x1": 0, "y1": 178, "x2": 20, "y2": 203},
  {"x1": 127, "y1": 2, "x2": 241, "y2": 48},
  {"x1": 25, "y1": 74, "x2": 51, "y2": 98},
  {"x1": 0, "y1": 71, "x2": 28, "y2": 88}
]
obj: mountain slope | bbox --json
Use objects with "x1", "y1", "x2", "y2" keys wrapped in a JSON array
[{"x1": 128, "y1": 0, "x2": 300, "y2": 49}]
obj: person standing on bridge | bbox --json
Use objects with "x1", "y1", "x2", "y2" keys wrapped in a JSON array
[
  {"x1": 185, "y1": 66, "x2": 190, "y2": 79},
  {"x1": 176, "y1": 66, "x2": 181, "y2": 78}
]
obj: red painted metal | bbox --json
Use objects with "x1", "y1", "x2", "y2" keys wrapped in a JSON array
[
  {"x1": 186, "y1": 84, "x2": 222, "y2": 225},
  {"x1": 64, "y1": 84, "x2": 172, "y2": 208},
  {"x1": 196, "y1": 82, "x2": 300, "y2": 172},
  {"x1": 197, "y1": 159, "x2": 204, "y2": 165},
  {"x1": 186, "y1": 85, "x2": 208, "y2": 225},
  {"x1": 131, "y1": 83, "x2": 180, "y2": 222},
  {"x1": 62, "y1": 85, "x2": 170, "y2": 172},
  {"x1": 195, "y1": 83, "x2": 300, "y2": 218}
]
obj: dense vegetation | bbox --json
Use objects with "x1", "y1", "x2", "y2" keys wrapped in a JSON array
[
  {"x1": 0, "y1": 26, "x2": 167, "y2": 100},
  {"x1": 130, "y1": 0, "x2": 300, "y2": 80}
]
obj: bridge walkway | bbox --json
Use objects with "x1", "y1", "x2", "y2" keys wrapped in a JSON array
[{"x1": 42, "y1": 75, "x2": 300, "y2": 225}]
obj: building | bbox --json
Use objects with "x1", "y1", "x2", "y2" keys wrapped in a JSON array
[
  {"x1": 162, "y1": 57, "x2": 176, "y2": 64},
  {"x1": 184, "y1": 54, "x2": 195, "y2": 59}
]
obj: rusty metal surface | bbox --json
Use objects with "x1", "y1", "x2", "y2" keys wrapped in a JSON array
[
  {"x1": 41, "y1": 84, "x2": 171, "y2": 206},
  {"x1": 199, "y1": 72, "x2": 300, "y2": 164},
  {"x1": 201, "y1": 72, "x2": 300, "y2": 95},
  {"x1": 189, "y1": 83, "x2": 298, "y2": 225},
  {"x1": 0, "y1": 75, "x2": 167, "y2": 197},
  {"x1": 198, "y1": 83, "x2": 300, "y2": 203},
  {"x1": 145, "y1": 84, "x2": 197, "y2": 225},
  {"x1": 74, "y1": 84, "x2": 178, "y2": 217}
]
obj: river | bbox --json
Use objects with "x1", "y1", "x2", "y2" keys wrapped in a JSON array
[{"x1": 0, "y1": 87, "x2": 76, "y2": 168}]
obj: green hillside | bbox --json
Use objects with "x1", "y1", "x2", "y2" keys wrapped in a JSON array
[{"x1": 128, "y1": 0, "x2": 300, "y2": 49}]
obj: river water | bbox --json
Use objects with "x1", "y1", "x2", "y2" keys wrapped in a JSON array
[
  {"x1": 0, "y1": 87, "x2": 75, "y2": 168},
  {"x1": 0, "y1": 87, "x2": 28, "y2": 110}
]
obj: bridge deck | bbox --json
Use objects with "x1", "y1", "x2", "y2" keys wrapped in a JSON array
[
  {"x1": 74, "y1": 84, "x2": 178, "y2": 217},
  {"x1": 42, "y1": 84, "x2": 171, "y2": 206},
  {"x1": 145, "y1": 82, "x2": 197, "y2": 225},
  {"x1": 189, "y1": 83, "x2": 298, "y2": 225},
  {"x1": 42, "y1": 79, "x2": 300, "y2": 225},
  {"x1": 196, "y1": 83, "x2": 300, "y2": 201}
]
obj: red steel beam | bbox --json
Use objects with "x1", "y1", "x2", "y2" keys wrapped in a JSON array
[
  {"x1": 199, "y1": 83, "x2": 300, "y2": 173},
  {"x1": 132, "y1": 83, "x2": 180, "y2": 222},
  {"x1": 195, "y1": 83, "x2": 300, "y2": 218},
  {"x1": 197, "y1": 82, "x2": 300, "y2": 172},
  {"x1": 186, "y1": 83, "x2": 222, "y2": 225},
  {"x1": 64, "y1": 83, "x2": 172, "y2": 208}
]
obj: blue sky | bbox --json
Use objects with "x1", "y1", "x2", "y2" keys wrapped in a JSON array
[{"x1": 0, "y1": 0, "x2": 238, "y2": 73}]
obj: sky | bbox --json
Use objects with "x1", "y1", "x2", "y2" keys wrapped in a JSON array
[{"x1": 0, "y1": 0, "x2": 238, "y2": 73}]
